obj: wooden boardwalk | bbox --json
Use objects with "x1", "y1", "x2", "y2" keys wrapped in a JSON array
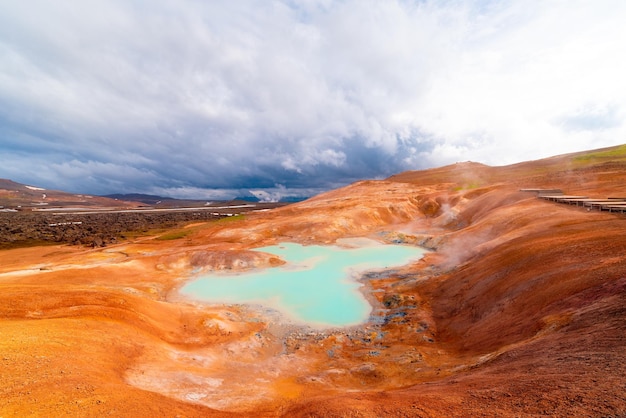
[{"x1": 521, "y1": 189, "x2": 626, "y2": 213}]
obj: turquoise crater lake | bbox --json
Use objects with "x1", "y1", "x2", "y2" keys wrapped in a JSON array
[{"x1": 180, "y1": 240, "x2": 425, "y2": 328}]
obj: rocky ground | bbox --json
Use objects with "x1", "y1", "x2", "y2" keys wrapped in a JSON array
[
  {"x1": 1, "y1": 145, "x2": 625, "y2": 417},
  {"x1": 0, "y1": 210, "x2": 219, "y2": 248},
  {"x1": 0, "y1": 204, "x2": 285, "y2": 249}
]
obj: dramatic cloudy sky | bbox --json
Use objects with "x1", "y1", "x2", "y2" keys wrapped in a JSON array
[{"x1": 1, "y1": 1, "x2": 625, "y2": 200}]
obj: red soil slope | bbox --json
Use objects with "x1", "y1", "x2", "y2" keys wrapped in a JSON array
[{"x1": 1, "y1": 145, "x2": 625, "y2": 417}]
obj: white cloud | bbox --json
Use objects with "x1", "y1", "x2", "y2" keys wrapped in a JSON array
[
  {"x1": 249, "y1": 186, "x2": 287, "y2": 203},
  {"x1": 412, "y1": 0, "x2": 626, "y2": 164},
  {"x1": 1, "y1": 0, "x2": 625, "y2": 196}
]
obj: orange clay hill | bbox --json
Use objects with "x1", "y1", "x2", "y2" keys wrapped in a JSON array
[{"x1": 1, "y1": 144, "x2": 625, "y2": 417}]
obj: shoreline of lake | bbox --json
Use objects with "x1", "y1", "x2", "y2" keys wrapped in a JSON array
[{"x1": 176, "y1": 239, "x2": 425, "y2": 329}]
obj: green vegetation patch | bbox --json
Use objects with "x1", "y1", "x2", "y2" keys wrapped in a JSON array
[
  {"x1": 156, "y1": 229, "x2": 190, "y2": 240},
  {"x1": 573, "y1": 144, "x2": 626, "y2": 162},
  {"x1": 215, "y1": 214, "x2": 246, "y2": 223},
  {"x1": 451, "y1": 182, "x2": 482, "y2": 192}
]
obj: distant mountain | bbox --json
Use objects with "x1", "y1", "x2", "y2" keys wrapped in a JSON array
[
  {"x1": 108, "y1": 193, "x2": 309, "y2": 205},
  {"x1": 0, "y1": 179, "x2": 130, "y2": 209},
  {"x1": 278, "y1": 196, "x2": 308, "y2": 203},
  {"x1": 103, "y1": 193, "x2": 261, "y2": 208},
  {"x1": 103, "y1": 193, "x2": 216, "y2": 208},
  {"x1": 103, "y1": 193, "x2": 172, "y2": 205},
  {"x1": 233, "y1": 196, "x2": 261, "y2": 203},
  {"x1": 0, "y1": 181, "x2": 300, "y2": 211},
  {"x1": 234, "y1": 195, "x2": 309, "y2": 203}
]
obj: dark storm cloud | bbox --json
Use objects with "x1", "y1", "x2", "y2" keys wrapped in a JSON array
[{"x1": 1, "y1": 0, "x2": 625, "y2": 199}]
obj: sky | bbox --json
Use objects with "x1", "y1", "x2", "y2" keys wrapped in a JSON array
[{"x1": 1, "y1": 0, "x2": 626, "y2": 201}]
